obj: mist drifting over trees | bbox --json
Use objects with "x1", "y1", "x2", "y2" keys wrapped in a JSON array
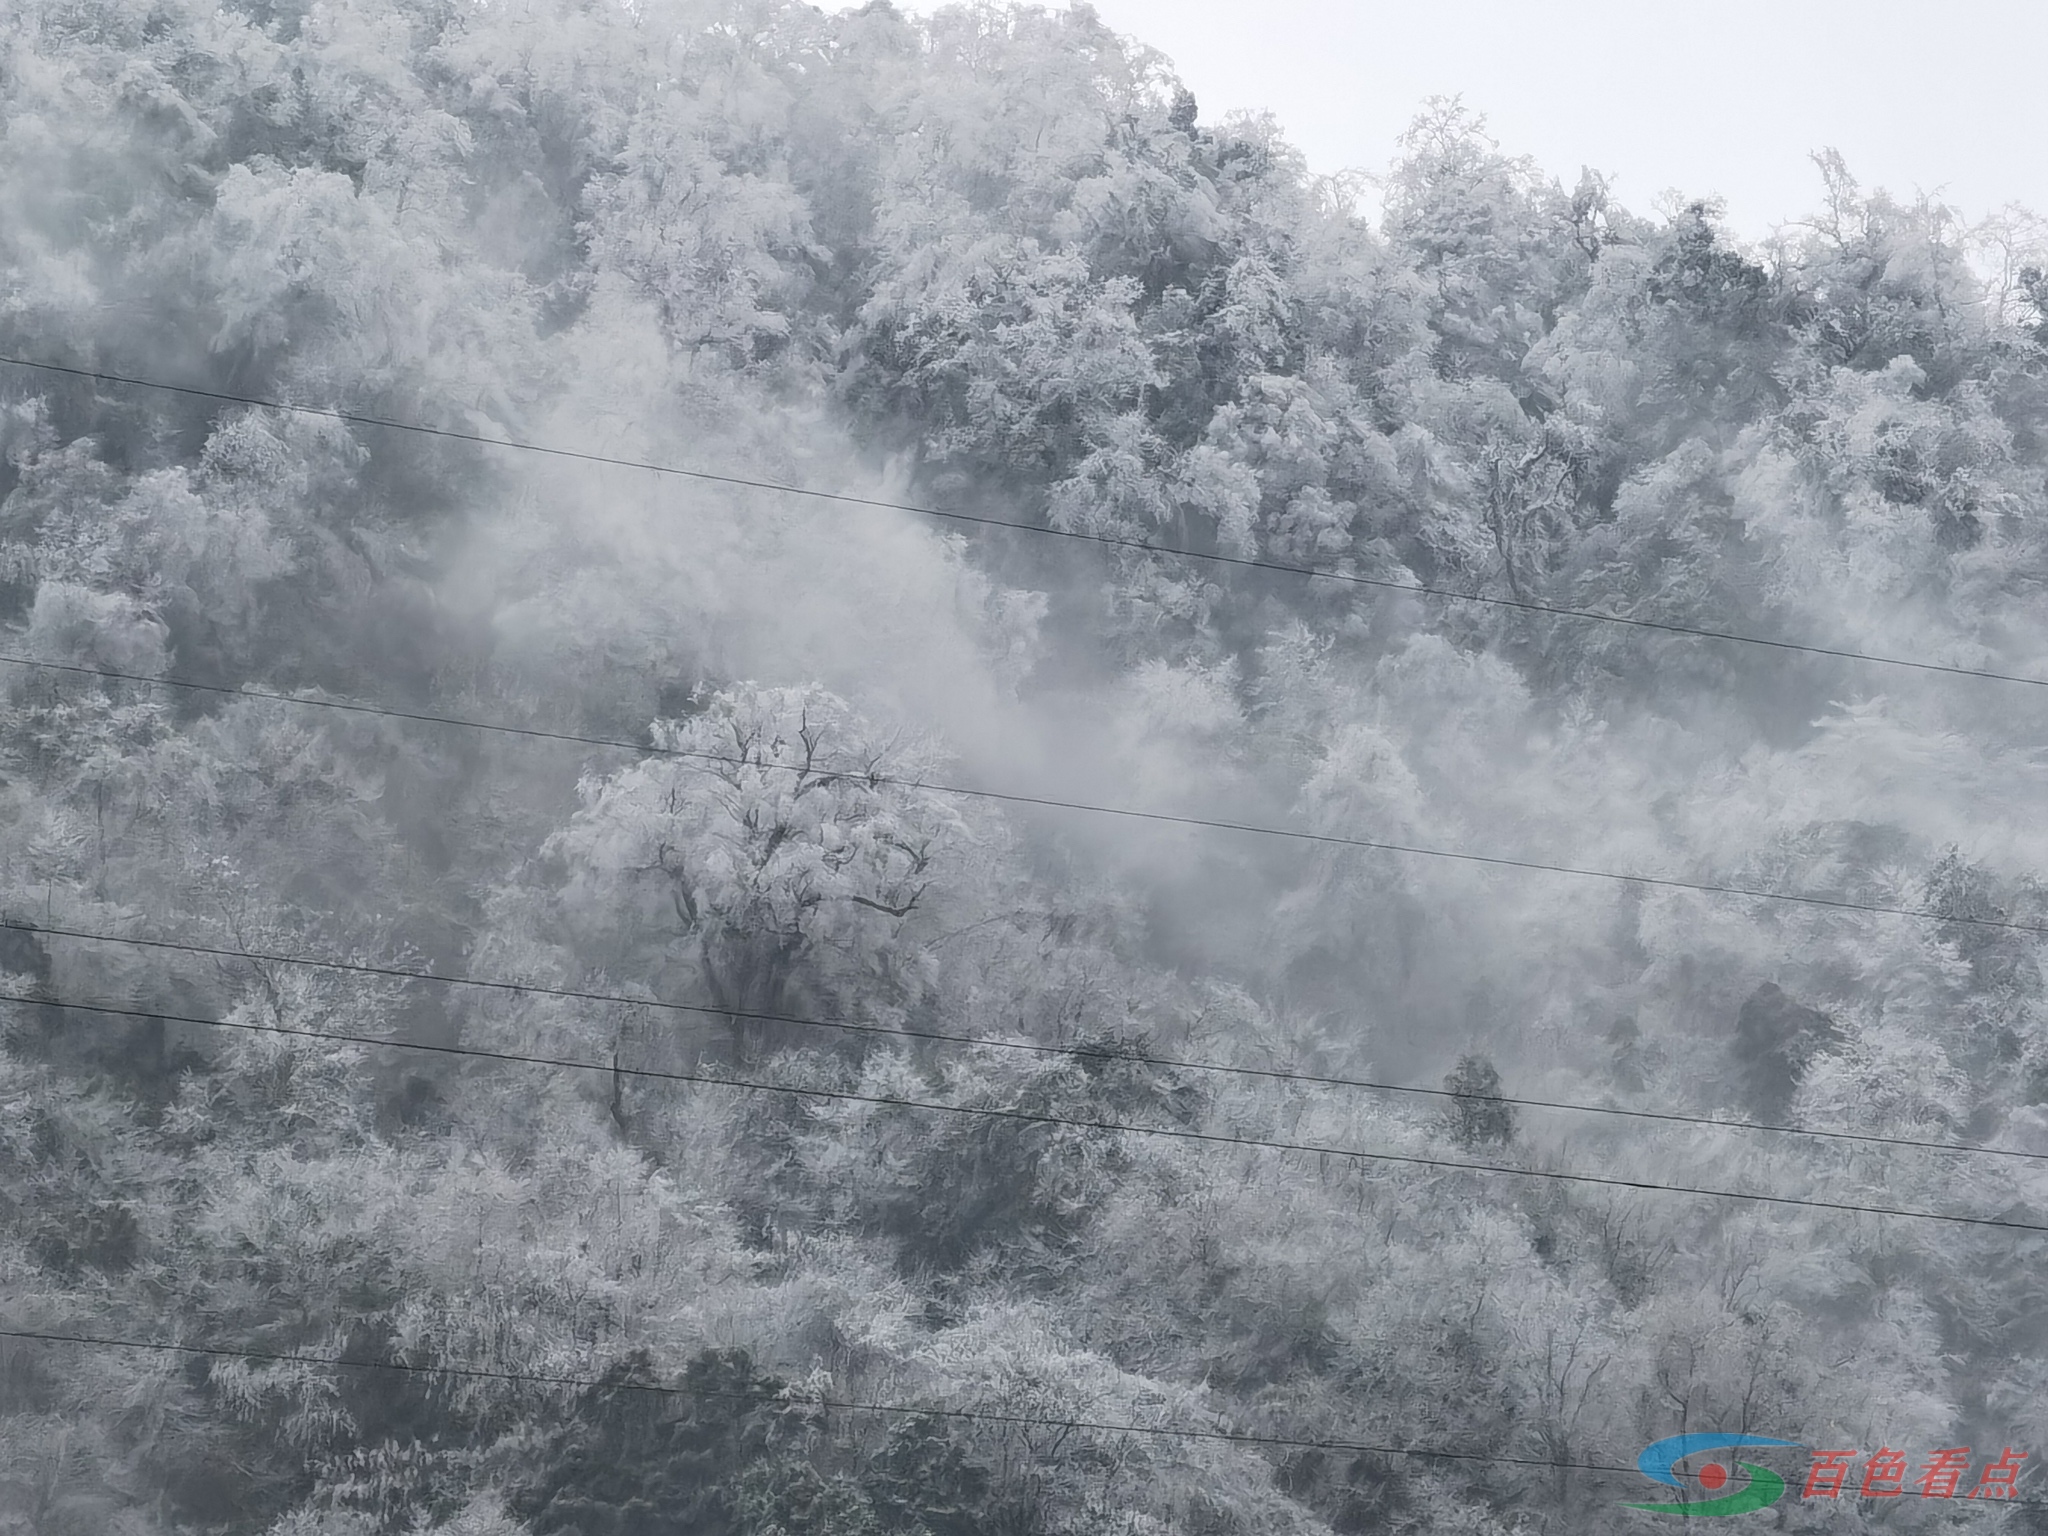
[{"x1": 5, "y1": 1, "x2": 2048, "y2": 1532}]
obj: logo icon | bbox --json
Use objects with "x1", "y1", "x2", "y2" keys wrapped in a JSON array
[{"x1": 1626, "y1": 1434, "x2": 1801, "y2": 1517}]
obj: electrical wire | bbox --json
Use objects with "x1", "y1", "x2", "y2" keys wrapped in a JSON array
[
  {"x1": 1, "y1": 1325, "x2": 2037, "y2": 1510},
  {"x1": 10, "y1": 985, "x2": 2047, "y2": 1236},
  {"x1": 3, "y1": 353, "x2": 2045, "y2": 692},
  {"x1": 6, "y1": 363, "x2": 2044, "y2": 1509},
  {"x1": 9, "y1": 913, "x2": 2045, "y2": 1164},
  {"x1": 5, "y1": 652, "x2": 2046, "y2": 941}
]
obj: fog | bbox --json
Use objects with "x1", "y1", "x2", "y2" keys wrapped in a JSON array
[{"x1": 4, "y1": 0, "x2": 2048, "y2": 1531}]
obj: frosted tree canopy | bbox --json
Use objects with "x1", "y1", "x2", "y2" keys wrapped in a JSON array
[{"x1": 4, "y1": 1, "x2": 2048, "y2": 1532}]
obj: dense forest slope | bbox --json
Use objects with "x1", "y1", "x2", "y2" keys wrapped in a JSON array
[{"x1": 5, "y1": 0, "x2": 2048, "y2": 1532}]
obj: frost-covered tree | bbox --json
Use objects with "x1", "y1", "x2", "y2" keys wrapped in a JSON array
[
  {"x1": 6, "y1": 0, "x2": 2048, "y2": 1531},
  {"x1": 536, "y1": 682, "x2": 969, "y2": 1051}
]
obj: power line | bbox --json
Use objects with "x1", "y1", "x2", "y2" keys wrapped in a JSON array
[
  {"x1": 11, "y1": 983, "x2": 2047, "y2": 1236},
  {"x1": 4, "y1": 367, "x2": 2040, "y2": 1508},
  {"x1": 6, "y1": 909, "x2": 2041, "y2": 1167},
  {"x1": 5, "y1": 652, "x2": 2045, "y2": 941},
  {"x1": 2, "y1": 353, "x2": 2044, "y2": 692},
  {"x1": 3, "y1": 1325, "x2": 2036, "y2": 1510}
]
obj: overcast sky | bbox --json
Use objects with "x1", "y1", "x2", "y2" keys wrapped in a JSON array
[{"x1": 834, "y1": 0, "x2": 2048, "y2": 243}]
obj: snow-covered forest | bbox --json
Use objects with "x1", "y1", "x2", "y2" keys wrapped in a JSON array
[{"x1": 5, "y1": 0, "x2": 2048, "y2": 1531}]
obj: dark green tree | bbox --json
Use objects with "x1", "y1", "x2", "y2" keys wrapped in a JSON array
[{"x1": 1442, "y1": 1053, "x2": 1516, "y2": 1149}]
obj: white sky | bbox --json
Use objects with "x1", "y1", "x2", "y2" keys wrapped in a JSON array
[{"x1": 834, "y1": 0, "x2": 2048, "y2": 243}]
